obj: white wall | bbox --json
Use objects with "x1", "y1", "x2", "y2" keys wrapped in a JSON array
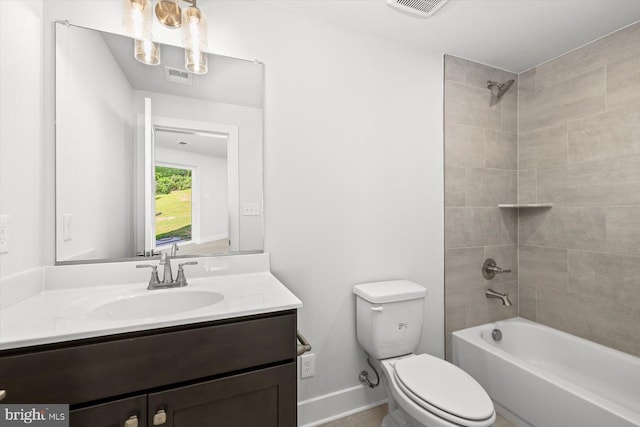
[
  {"x1": 15, "y1": 0, "x2": 444, "y2": 421},
  {"x1": 155, "y1": 147, "x2": 228, "y2": 243},
  {"x1": 0, "y1": 1, "x2": 44, "y2": 278},
  {"x1": 55, "y1": 24, "x2": 134, "y2": 261},
  {"x1": 133, "y1": 90, "x2": 263, "y2": 251}
]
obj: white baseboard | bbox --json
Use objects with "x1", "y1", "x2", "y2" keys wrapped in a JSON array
[{"x1": 298, "y1": 384, "x2": 387, "y2": 427}]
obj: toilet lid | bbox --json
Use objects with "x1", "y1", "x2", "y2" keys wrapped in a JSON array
[{"x1": 394, "y1": 354, "x2": 494, "y2": 422}]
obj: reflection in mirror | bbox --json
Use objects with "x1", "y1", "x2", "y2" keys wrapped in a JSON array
[{"x1": 55, "y1": 23, "x2": 263, "y2": 263}]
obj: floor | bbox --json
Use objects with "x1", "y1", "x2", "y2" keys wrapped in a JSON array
[
  {"x1": 319, "y1": 404, "x2": 516, "y2": 427},
  {"x1": 179, "y1": 238, "x2": 229, "y2": 256}
]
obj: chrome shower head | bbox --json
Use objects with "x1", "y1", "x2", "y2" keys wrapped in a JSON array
[{"x1": 487, "y1": 79, "x2": 515, "y2": 99}]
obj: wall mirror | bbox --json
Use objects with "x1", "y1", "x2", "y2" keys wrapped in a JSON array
[{"x1": 55, "y1": 22, "x2": 264, "y2": 263}]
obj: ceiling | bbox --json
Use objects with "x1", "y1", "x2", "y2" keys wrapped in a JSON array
[
  {"x1": 101, "y1": 31, "x2": 263, "y2": 108},
  {"x1": 154, "y1": 129, "x2": 228, "y2": 158},
  {"x1": 267, "y1": 0, "x2": 640, "y2": 72}
]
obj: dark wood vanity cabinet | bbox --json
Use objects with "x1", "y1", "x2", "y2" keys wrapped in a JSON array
[{"x1": 0, "y1": 310, "x2": 297, "y2": 427}]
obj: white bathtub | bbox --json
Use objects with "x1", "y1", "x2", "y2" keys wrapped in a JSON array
[{"x1": 452, "y1": 317, "x2": 640, "y2": 427}]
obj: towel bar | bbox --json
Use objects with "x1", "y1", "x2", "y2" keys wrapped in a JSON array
[{"x1": 296, "y1": 330, "x2": 312, "y2": 356}]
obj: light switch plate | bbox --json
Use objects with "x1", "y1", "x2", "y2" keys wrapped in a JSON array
[{"x1": 242, "y1": 203, "x2": 260, "y2": 216}]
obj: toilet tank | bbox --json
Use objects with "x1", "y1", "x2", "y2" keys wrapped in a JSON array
[{"x1": 353, "y1": 280, "x2": 427, "y2": 359}]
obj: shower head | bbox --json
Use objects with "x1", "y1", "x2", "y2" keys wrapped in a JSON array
[{"x1": 487, "y1": 79, "x2": 515, "y2": 99}]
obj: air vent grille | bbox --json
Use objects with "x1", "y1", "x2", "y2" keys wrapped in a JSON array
[
  {"x1": 164, "y1": 66, "x2": 193, "y2": 86},
  {"x1": 387, "y1": 0, "x2": 449, "y2": 18}
]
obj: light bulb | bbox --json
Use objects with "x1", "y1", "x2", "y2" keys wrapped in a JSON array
[
  {"x1": 185, "y1": 48, "x2": 208, "y2": 74},
  {"x1": 134, "y1": 39, "x2": 161, "y2": 66},
  {"x1": 182, "y1": 5, "x2": 208, "y2": 51},
  {"x1": 123, "y1": 0, "x2": 152, "y2": 40}
]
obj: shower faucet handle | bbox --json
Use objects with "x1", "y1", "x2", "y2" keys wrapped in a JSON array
[{"x1": 482, "y1": 258, "x2": 511, "y2": 280}]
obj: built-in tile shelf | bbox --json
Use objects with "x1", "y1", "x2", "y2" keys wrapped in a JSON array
[{"x1": 498, "y1": 204, "x2": 553, "y2": 208}]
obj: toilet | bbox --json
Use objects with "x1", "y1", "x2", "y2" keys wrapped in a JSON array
[{"x1": 354, "y1": 280, "x2": 496, "y2": 427}]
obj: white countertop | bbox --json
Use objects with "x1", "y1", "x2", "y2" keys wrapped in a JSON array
[{"x1": 0, "y1": 256, "x2": 302, "y2": 350}]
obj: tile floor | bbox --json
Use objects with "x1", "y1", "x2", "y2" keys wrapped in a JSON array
[{"x1": 319, "y1": 404, "x2": 516, "y2": 427}]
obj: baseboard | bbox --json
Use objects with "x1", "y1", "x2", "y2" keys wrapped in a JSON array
[{"x1": 298, "y1": 384, "x2": 387, "y2": 427}]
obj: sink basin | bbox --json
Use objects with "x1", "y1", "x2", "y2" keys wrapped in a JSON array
[{"x1": 86, "y1": 290, "x2": 224, "y2": 320}]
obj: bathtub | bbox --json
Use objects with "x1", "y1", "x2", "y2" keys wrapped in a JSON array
[{"x1": 452, "y1": 317, "x2": 640, "y2": 427}]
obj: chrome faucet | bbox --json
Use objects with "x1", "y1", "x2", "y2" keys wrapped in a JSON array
[
  {"x1": 486, "y1": 289, "x2": 512, "y2": 306},
  {"x1": 159, "y1": 243, "x2": 179, "y2": 283},
  {"x1": 137, "y1": 244, "x2": 198, "y2": 290}
]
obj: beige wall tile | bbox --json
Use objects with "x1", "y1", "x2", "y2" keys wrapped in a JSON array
[
  {"x1": 445, "y1": 166, "x2": 466, "y2": 206},
  {"x1": 500, "y1": 208, "x2": 518, "y2": 244},
  {"x1": 484, "y1": 244, "x2": 518, "y2": 284},
  {"x1": 568, "y1": 106, "x2": 640, "y2": 163},
  {"x1": 568, "y1": 250, "x2": 640, "y2": 309},
  {"x1": 534, "y1": 22, "x2": 640, "y2": 91},
  {"x1": 536, "y1": 288, "x2": 640, "y2": 357},
  {"x1": 445, "y1": 81, "x2": 502, "y2": 129},
  {"x1": 518, "y1": 169, "x2": 537, "y2": 204},
  {"x1": 501, "y1": 93, "x2": 518, "y2": 133},
  {"x1": 537, "y1": 158, "x2": 640, "y2": 205},
  {"x1": 445, "y1": 123, "x2": 485, "y2": 167},
  {"x1": 444, "y1": 54, "x2": 466, "y2": 83},
  {"x1": 518, "y1": 284, "x2": 536, "y2": 321},
  {"x1": 518, "y1": 207, "x2": 607, "y2": 251},
  {"x1": 519, "y1": 245, "x2": 568, "y2": 290},
  {"x1": 445, "y1": 207, "x2": 504, "y2": 248},
  {"x1": 606, "y1": 206, "x2": 640, "y2": 256},
  {"x1": 519, "y1": 123, "x2": 567, "y2": 169},
  {"x1": 607, "y1": 53, "x2": 640, "y2": 111},
  {"x1": 466, "y1": 61, "x2": 517, "y2": 94},
  {"x1": 519, "y1": 68, "x2": 605, "y2": 132},
  {"x1": 485, "y1": 130, "x2": 517, "y2": 169},
  {"x1": 445, "y1": 247, "x2": 484, "y2": 290},
  {"x1": 466, "y1": 168, "x2": 517, "y2": 206},
  {"x1": 519, "y1": 68, "x2": 536, "y2": 94}
]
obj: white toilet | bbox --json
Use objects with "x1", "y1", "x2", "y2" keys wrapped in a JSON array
[{"x1": 354, "y1": 280, "x2": 496, "y2": 427}]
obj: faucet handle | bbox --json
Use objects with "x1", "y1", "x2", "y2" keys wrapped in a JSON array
[
  {"x1": 175, "y1": 262, "x2": 198, "y2": 287},
  {"x1": 137, "y1": 264, "x2": 161, "y2": 288}
]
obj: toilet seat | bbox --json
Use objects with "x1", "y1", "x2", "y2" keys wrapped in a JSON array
[{"x1": 392, "y1": 354, "x2": 494, "y2": 427}]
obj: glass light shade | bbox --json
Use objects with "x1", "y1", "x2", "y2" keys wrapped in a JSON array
[
  {"x1": 182, "y1": 6, "x2": 208, "y2": 51},
  {"x1": 123, "y1": 0, "x2": 152, "y2": 40},
  {"x1": 134, "y1": 39, "x2": 161, "y2": 66},
  {"x1": 184, "y1": 48, "x2": 208, "y2": 74}
]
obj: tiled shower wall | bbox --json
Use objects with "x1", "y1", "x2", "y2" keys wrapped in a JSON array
[
  {"x1": 443, "y1": 56, "x2": 519, "y2": 360},
  {"x1": 517, "y1": 22, "x2": 640, "y2": 357}
]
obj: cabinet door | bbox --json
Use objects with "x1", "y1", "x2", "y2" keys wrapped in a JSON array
[
  {"x1": 70, "y1": 395, "x2": 146, "y2": 427},
  {"x1": 148, "y1": 363, "x2": 296, "y2": 427}
]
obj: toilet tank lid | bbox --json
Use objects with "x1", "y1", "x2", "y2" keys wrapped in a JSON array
[{"x1": 353, "y1": 280, "x2": 427, "y2": 303}]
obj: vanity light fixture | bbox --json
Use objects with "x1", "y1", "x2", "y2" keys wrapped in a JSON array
[{"x1": 123, "y1": 0, "x2": 209, "y2": 74}]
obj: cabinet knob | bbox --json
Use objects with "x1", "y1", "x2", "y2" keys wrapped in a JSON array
[
  {"x1": 153, "y1": 409, "x2": 167, "y2": 425},
  {"x1": 124, "y1": 415, "x2": 138, "y2": 427},
  {"x1": 0, "y1": 390, "x2": 6, "y2": 401}
]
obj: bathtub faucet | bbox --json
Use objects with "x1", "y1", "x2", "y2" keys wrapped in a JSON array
[{"x1": 486, "y1": 289, "x2": 512, "y2": 306}]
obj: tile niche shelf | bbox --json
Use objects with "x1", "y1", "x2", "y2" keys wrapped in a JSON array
[{"x1": 498, "y1": 203, "x2": 553, "y2": 208}]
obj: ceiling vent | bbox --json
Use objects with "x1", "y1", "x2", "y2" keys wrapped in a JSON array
[
  {"x1": 164, "y1": 66, "x2": 193, "y2": 86},
  {"x1": 387, "y1": 0, "x2": 449, "y2": 18}
]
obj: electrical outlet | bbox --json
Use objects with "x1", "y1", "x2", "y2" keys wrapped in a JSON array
[
  {"x1": 300, "y1": 353, "x2": 315, "y2": 379},
  {"x1": 0, "y1": 215, "x2": 9, "y2": 254}
]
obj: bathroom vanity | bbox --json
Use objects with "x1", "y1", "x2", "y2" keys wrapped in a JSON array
[{"x1": 0, "y1": 254, "x2": 301, "y2": 427}]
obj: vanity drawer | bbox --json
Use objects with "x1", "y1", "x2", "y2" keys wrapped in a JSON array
[{"x1": 0, "y1": 311, "x2": 296, "y2": 405}]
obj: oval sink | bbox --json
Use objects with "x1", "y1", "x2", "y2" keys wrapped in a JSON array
[{"x1": 87, "y1": 290, "x2": 224, "y2": 320}]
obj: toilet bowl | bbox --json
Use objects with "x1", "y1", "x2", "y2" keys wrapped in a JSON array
[{"x1": 353, "y1": 280, "x2": 496, "y2": 427}]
